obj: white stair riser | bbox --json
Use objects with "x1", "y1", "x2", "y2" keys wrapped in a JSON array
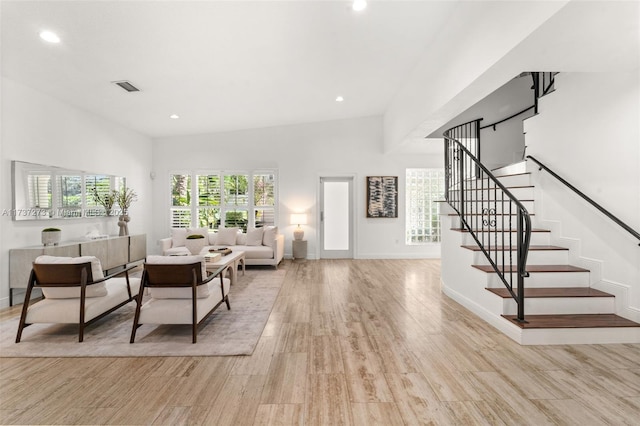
[
  {"x1": 484, "y1": 271, "x2": 590, "y2": 288},
  {"x1": 455, "y1": 214, "x2": 535, "y2": 229},
  {"x1": 492, "y1": 161, "x2": 528, "y2": 176},
  {"x1": 458, "y1": 186, "x2": 534, "y2": 200},
  {"x1": 449, "y1": 201, "x2": 535, "y2": 214},
  {"x1": 471, "y1": 250, "x2": 569, "y2": 266},
  {"x1": 520, "y1": 327, "x2": 640, "y2": 345},
  {"x1": 459, "y1": 231, "x2": 551, "y2": 246},
  {"x1": 496, "y1": 174, "x2": 531, "y2": 187},
  {"x1": 500, "y1": 296, "x2": 615, "y2": 315}
]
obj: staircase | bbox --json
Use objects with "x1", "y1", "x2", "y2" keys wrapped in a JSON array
[{"x1": 441, "y1": 162, "x2": 640, "y2": 345}]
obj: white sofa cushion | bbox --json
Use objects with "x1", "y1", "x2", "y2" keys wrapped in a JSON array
[
  {"x1": 216, "y1": 227, "x2": 239, "y2": 246},
  {"x1": 137, "y1": 277, "x2": 230, "y2": 324},
  {"x1": 25, "y1": 277, "x2": 142, "y2": 323},
  {"x1": 145, "y1": 255, "x2": 210, "y2": 299},
  {"x1": 171, "y1": 228, "x2": 187, "y2": 247},
  {"x1": 245, "y1": 227, "x2": 264, "y2": 246},
  {"x1": 35, "y1": 255, "x2": 107, "y2": 298},
  {"x1": 262, "y1": 226, "x2": 278, "y2": 248}
]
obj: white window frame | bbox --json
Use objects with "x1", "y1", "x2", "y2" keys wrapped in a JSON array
[{"x1": 169, "y1": 169, "x2": 278, "y2": 230}]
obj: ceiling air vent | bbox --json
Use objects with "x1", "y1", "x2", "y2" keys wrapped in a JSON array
[{"x1": 112, "y1": 80, "x2": 140, "y2": 92}]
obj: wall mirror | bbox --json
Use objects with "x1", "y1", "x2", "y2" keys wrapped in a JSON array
[{"x1": 11, "y1": 160, "x2": 125, "y2": 221}]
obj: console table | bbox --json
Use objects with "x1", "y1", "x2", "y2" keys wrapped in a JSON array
[{"x1": 9, "y1": 234, "x2": 146, "y2": 305}]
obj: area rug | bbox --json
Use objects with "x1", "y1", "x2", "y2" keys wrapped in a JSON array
[{"x1": 0, "y1": 268, "x2": 285, "y2": 357}]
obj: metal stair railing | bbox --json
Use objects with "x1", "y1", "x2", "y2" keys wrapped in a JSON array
[{"x1": 444, "y1": 119, "x2": 532, "y2": 322}]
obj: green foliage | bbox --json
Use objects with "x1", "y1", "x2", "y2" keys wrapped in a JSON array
[
  {"x1": 91, "y1": 187, "x2": 117, "y2": 214},
  {"x1": 116, "y1": 186, "x2": 137, "y2": 214},
  {"x1": 172, "y1": 175, "x2": 191, "y2": 206},
  {"x1": 42, "y1": 227, "x2": 61, "y2": 232}
]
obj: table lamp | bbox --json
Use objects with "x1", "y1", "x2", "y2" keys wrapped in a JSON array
[{"x1": 290, "y1": 213, "x2": 307, "y2": 240}]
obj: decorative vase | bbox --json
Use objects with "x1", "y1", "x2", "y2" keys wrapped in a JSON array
[
  {"x1": 118, "y1": 214, "x2": 130, "y2": 236},
  {"x1": 185, "y1": 237, "x2": 206, "y2": 255},
  {"x1": 42, "y1": 229, "x2": 61, "y2": 246}
]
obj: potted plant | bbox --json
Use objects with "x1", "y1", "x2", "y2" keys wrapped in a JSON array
[
  {"x1": 41, "y1": 227, "x2": 61, "y2": 246},
  {"x1": 116, "y1": 186, "x2": 137, "y2": 236},
  {"x1": 91, "y1": 187, "x2": 117, "y2": 216},
  {"x1": 185, "y1": 234, "x2": 206, "y2": 255}
]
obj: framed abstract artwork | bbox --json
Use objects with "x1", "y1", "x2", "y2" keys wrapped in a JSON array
[{"x1": 366, "y1": 176, "x2": 398, "y2": 218}]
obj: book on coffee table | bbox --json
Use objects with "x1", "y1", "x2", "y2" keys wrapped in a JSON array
[
  {"x1": 204, "y1": 252, "x2": 222, "y2": 263},
  {"x1": 209, "y1": 247, "x2": 232, "y2": 256}
]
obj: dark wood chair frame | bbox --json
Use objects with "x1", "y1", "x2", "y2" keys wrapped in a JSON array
[
  {"x1": 130, "y1": 262, "x2": 230, "y2": 344},
  {"x1": 16, "y1": 262, "x2": 138, "y2": 343}
]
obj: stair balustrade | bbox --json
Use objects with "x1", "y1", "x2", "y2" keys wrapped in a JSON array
[{"x1": 444, "y1": 119, "x2": 532, "y2": 322}]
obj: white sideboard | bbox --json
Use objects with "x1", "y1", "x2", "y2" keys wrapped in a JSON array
[{"x1": 9, "y1": 234, "x2": 146, "y2": 305}]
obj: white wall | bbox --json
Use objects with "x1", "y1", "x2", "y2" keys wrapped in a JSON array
[
  {"x1": 152, "y1": 116, "x2": 444, "y2": 260},
  {"x1": 383, "y1": 0, "x2": 566, "y2": 151},
  {"x1": 0, "y1": 77, "x2": 154, "y2": 307},
  {"x1": 525, "y1": 71, "x2": 640, "y2": 314}
]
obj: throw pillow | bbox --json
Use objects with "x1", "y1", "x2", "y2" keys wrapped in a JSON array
[
  {"x1": 35, "y1": 255, "x2": 107, "y2": 298},
  {"x1": 262, "y1": 226, "x2": 278, "y2": 248},
  {"x1": 145, "y1": 255, "x2": 210, "y2": 298},
  {"x1": 216, "y1": 227, "x2": 239, "y2": 246},
  {"x1": 245, "y1": 227, "x2": 264, "y2": 246},
  {"x1": 171, "y1": 228, "x2": 187, "y2": 247}
]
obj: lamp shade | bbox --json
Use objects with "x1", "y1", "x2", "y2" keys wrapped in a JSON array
[{"x1": 290, "y1": 213, "x2": 307, "y2": 225}]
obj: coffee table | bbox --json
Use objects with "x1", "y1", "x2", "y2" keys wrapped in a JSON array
[{"x1": 205, "y1": 250, "x2": 245, "y2": 285}]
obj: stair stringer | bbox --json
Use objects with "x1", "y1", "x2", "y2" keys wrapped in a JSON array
[{"x1": 528, "y1": 163, "x2": 640, "y2": 324}]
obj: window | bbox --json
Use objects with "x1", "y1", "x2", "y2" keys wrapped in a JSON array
[
  {"x1": 406, "y1": 169, "x2": 444, "y2": 244},
  {"x1": 170, "y1": 170, "x2": 277, "y2": 231}
]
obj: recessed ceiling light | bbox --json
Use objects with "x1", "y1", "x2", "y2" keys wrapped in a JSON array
[
  {"x1": 39, "y1": 30, "x2": 61, "y2": 44},
  {"x1": 352, "y1": 0, "x2": 367, "y2": 12},
  {"x1": 170, "y1": 114, "x2": 180, "y2": 119},
  {"x1": 336, "y1": 96, "x2": 344, "y2": 102}
]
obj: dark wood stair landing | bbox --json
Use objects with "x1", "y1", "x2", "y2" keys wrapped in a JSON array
[
  {"x1": 503, "y1": 314, "x2": 640, "y2": 329},
  {"x1": 462, "y1": 245, "x2": 566, "y2": 251}
]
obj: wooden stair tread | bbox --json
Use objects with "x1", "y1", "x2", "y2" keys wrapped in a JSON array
[
  {"x1": 462, "y1": 245, "x2": 566, "y2": 251},
  {"x1": 450, "y1": 185, "x2": 534, "y2": 190},
  {"x1": 451, "y1": 228, "x2": 549, "y2": 233},
  {"x1": 486, "y1": 287, "x2": 613, "y2": 298},
  {"x1": 503, "y1": 314, "x2": 640, "y2": 329},
  {"x1": 448, "y1": 213, "x2": 536, "y2": 217},
  {"x1": 472, "y1": 264, "x2": 589, "y2": 273}
]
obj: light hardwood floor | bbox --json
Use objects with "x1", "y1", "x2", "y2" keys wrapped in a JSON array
[{"x1": 1, "y1": 259, "x2": 639, "y2": 425}]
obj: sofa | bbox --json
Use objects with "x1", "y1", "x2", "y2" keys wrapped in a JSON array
[{"x1": 160, "y1": 226, "x2": 284, "y2": 268}]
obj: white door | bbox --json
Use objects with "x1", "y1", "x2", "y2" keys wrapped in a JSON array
[{"x1": 320, "y1": 177, "x2": 353, "y2": 259}]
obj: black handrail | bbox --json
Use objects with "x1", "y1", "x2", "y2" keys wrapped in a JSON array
[
  {"x1": 527, "y1": 156, "x2": 640, "y2": 246},
  {"x1": 444, "y1": 119, "x2": 532, "y2": 322},
  {"x1": 480, "y1": 105, "x2": 535, "y2": 131}
]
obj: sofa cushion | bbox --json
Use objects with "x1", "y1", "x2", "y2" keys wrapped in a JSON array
[
  {"x1": 262, "y1": 226, "x2": 278, "y2": 248},
  {"x1": 246, "y1": 227, "x2": 264, "y2": 246},
  {"x1": 216, "y1": 227, "x2": 239, "y2": 246},
  {"x1": 236, "y1": 233, "x2": 247, "y2": 245},
  {"x1": 171, "y1": 228, "x2": 187, "y2": 247},
  {"x1": 35, "y1": 255, "x2": 107, "y2": 298},
  {"x1": 145, "y1": 255, "x2": 210, "y2": 299}
]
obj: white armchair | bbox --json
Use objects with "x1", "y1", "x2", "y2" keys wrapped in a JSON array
[
  {"x1": 16, "y1": 255, "x2": 141, "y2": 343},
  {"x1": 130, "y1": 255, "x2": 231, "y2": 344}
]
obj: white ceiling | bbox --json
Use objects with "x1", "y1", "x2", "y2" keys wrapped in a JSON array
[{"x1": 1, "y1": 0, "x2": 462, "y2": 138}]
